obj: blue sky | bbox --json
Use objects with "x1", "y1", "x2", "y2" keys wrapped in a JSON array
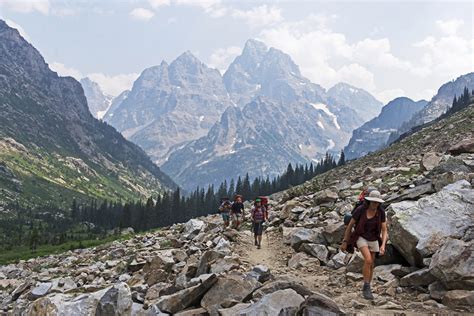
[{"x1": 1, "y1": 0, "x2": 472, "y2": 103}]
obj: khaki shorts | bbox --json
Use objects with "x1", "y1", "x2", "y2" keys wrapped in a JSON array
[{"x1": 357, "y1": 236, "x2": 380, "y2": 252}]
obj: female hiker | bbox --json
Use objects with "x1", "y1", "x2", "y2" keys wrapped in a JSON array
[
  {"x1": 251, "y1": 198, "x2": 268, "y2": 249},
  {"x1": 218, "y1": 198, "x2": 232, "y2": 228},
  {"x1": 340, "y1": 190, "x2": 388, "y2": 300},
  {"x1": 231, "y1": 195, "x2": 245, "y2": 229}
]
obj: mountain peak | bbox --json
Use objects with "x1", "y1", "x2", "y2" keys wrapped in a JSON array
[
  {"x1": 174, "y1": 50, "x2": 202, "y2": 65},
  {"x1": 243, "y1": 39, "x2": 268, "y2": 53}
]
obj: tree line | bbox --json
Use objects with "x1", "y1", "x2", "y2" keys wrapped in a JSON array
[{"x1": 0, "y1": 151, "x2": 345, "y2": 252}]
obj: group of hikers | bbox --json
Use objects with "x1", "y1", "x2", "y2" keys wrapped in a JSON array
[
  {"x1": 218, "y1": 195, "x2": 269, "y2": 249},
  {"x1": 218, "y1": 186, "x2": 388, "y2": 300}
]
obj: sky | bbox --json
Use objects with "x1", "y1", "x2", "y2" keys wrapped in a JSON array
[{"x1": 0, "y1": 0, "x2": 472, "y2": 103}]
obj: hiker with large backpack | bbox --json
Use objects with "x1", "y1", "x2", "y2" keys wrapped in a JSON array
[
  {"x1": 218, "y1": 198, "x2": 232, "y2": 228},
  {"x1": 340, "y1": 190, "x2": 388, "y2": 300},
  {"x1": 343, "y1": 187, "x2": 376, "y2": 225},
  {"x1": 231, "y1": 195, "x2": 245, "y2": 229},
  {"x1": 251, "y1": 198, "x2": 268, "y2": 249}
]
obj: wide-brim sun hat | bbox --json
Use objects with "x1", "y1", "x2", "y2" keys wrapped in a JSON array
[{"x1": 365, "y1": 190, "x2": 385, "y2": 203}]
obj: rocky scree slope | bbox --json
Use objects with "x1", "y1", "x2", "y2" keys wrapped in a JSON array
[
  {"x1": 1, "y1": 104, "x2": 473, "y2": 315},
  {"x1": 388, "y1": 72, "x2": 474, "y2": 144},
  {"x1": 0, "y1": 20, "x2": 175, "y2": 207},
  {"x1": 344, "y1": 97, "x2": 427, "y2": 160}
]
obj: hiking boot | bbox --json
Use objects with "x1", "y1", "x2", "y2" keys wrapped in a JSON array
[
  {"x1": 254, "y1": 240, "x2": 258, "y2": 246},
  {"x1": 257, "y1": 244, "x2": 261, "y2": 249},
  {"x1": 362, "y1": 287, "x2": 374, "y2": 300}
]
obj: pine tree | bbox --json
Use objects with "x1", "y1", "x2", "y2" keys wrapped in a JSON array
[{"x1": 338, "y1": 150, "x2": 346, "y2": 166}]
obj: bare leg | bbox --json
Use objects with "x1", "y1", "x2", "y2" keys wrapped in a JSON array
[
  {"x1": 359, "y1": 246, "x2": 374, "y2": 284},
  {"x1": 369, "y1": 252, "x2": 376, "y2": 282}
]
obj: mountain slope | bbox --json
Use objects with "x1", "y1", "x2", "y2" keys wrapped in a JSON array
[
  {"x1": 162, "y1": 97, "x2": 348, "y2": 190},
  {"x1": 327, "y1": 82, "x2": 383, "y2": 121},
  {"x1": 104, "y1": 53, "x2": 232, "y2": 165},
  {"x1": 388, "y1": 73, "x2": 474, "y2": 143},
  {"x1": 80, "y1": 77, "x2": 113, "y2": 119},
  {"x1": 344, "y1": 97, "x2": 427, "y2": 160},
  {"x1": 0, "y1": 20, "x2": 175, "y2": 207}
]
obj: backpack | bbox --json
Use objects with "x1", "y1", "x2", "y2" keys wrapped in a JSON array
[{"x1": 343, "y1": 200, "x2": 365, "y2": 225}]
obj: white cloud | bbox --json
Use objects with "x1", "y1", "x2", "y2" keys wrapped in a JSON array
[
  {"x1": 5, "y1": 19, "x2": 30, "y2": 41},
  {"x1": 436, "y1": 19, "x2": 464, "y2": 36},
  {"x1": 149, "y1": 0, "x2": 171, "y2": 8},
  {"x1": 49, "y1": 62, "x2": 83, "y2": 79},
  {"x1": 208, "y1": 46, "x2": 242, "y2": 73},
  {"x1": 49, "y1": 62, "x2": 137, "y2": 96},
  {"x1": 374, "y1": 89, "x2": 406, "y2": 104},
  {"x1": 0, "y1": 0, "x2": 50, "y2": 14},
  {"x1": 129, "y1": 8, "x2": 155, "y2": 21},
  {"x1": 87, "y1": 73, "x2": 139, "y2": 96},
  {"x1": 231, "y1": 5, "x2": 282, "y2": 27}
]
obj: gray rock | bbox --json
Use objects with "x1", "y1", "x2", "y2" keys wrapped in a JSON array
[
  {"x1": 28, "y1": 282, "x2": 52, "y2": 300},
  {"x1": 238, "y1": 289, "x2": 304, "y2": 315},
  {"x1": 156, "y1": 274, "x2": 217, "y2": 314},
  {"x1": 299, "y1": 292, "x2": 345, "y2": 315},
  {"x1": 327, "y1": 252, "x2": 348, "y2": 269},
  {"x1": 290, "y1": 228, "x2": 325, "y2": 250},
  {"x1": 314, "y1": 189, "x2": 338, "y2": 204},
  {"x1": 299, "y1": 243, "x2": 329, "y2": 263},
  {"x1": 246, "y1": 265, "x2": 271, "y2": 283},
  {"x1": 442, "y1": 290, "x2": 474, "y2": 309},
  {"x1": 174, "y1": 307, "x2": 208, "y2": 315},
  {"x1": 322, "y1": 222, "x2": 345, "y2": 245},
  {"x1": 400, "y1": 268, "x2": 436, "y2": 287},
  {"x1": 196, "y1": 250, "x2": 224, "y2": 277},
  {"x1": 388, "y1": 180, "x2": 474, "y2": 266},
  {"x1": 252, "y1": 279, "x2": 312, "y2": 299},
  {"x1": 218, "y1": 303, "x2": 251, "y2": 316},
  {"x1": 201, "y1": 274, "x2": 259, "y2": 312},
  {"x1": 429, "y1": 281, "x2": 447, "y2": 302},
  {"x1": 448, "y1": 138, "x2": 474, "y2": 155},
  {"x1": 95, "y1": 283, "x2": 133, "y2": 316},
  {"x1": 429, "y1": 238, "x2": 474, "y2": 290},
  {"x1": 288, "y1": 252, "x2": 320, "y2": 269},
  {"x1": 183, "y1": 219, "x2": 205, "y2": 240},
  {"x1": 421, "y1": 152, "x2": 443, "y2": 171}
]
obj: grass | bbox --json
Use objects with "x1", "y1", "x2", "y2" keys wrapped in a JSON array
[{"x1": 0, "y1": 234, "x2": 133, "y2": 265}]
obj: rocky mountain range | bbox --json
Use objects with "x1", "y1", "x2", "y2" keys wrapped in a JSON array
[
  {"x1": 0, "y1": 20, "x2": 175, "y2": 208},
  {"x1": 80, "y1": 77, "x2": 113, "y2": 119},
  {"x1": 104, "y1": 52, "x2": 233, "y2": 165},
  {"x1": 388, "y1": 73, "x2": 474, "y2": 143},
  {"x1": 109, "y1": 39, "x2": 381, "y2": 190},
  {"x1": 344, "y1": 97, "x2": 427, "y2": 160},
  {"x1": 2, "y1": 100, "x2": 472, "y2": 315}
]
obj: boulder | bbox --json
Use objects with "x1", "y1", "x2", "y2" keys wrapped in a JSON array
[
  {"x1": 429, "y1": 281, "x2": 447, "y2": 302},
  {"x1": 327, "y1": 252, "x2": 348, "y2": 269},
  {"x1": 388, "y1": 180, "x2": 474, "y2": 266},
  {"x1": 289, "y1": 228, "x2": 325, "y2": 250},
  {"x1": 246, "y1": 265, "x2": 271, "y2": 283},
  {"x1": 429, "y1": 157, "x2": 472, "y2": 176},
  {"x1": 200, "y1": 274, "x2": 259, "y2": 312},
  {"x1": 252, "y1": 279, "x2": 313, "y2": 299},
  {"x1": 346, "y1": 251, "x2": 364, "y2": 273},
  {"x1": 95, "y1": 283, "x2": 133, "y2": 316},
  {"x1": 143, "y1": 254, "x2": 175, "y2": 273},
  {"x1": 299, "y1": 244, "x2": 329, "y2": 263},
  {"x1": 299, "y1": 292, "x2": 345, "y2": 316},
  {"x1": 322, "y1": 222, "x2": 345, "y2": 245},
  {"x1": 429, "y1": 238, "x2": 474, "y2": 290},
  {"x1": 421, "y1": 152, "x2": 443, "y2": 171},
  {"x1": 174, "y1": 307, "x2": 208, "y2": 315},
  {"x1": 209, "y1": 256, "x2": 240, "y2": 274},
  {"x1": 314, "y1": 189, "x2": 338, "y2": 204},
  {"x1": 442, "y1": 290, "x2": 474, "y2": 309},
  {"x1": 448, "y1": 138, "x2": 474, "y2": 155},
  {"x1": 195, "y1": 250, "x2": 224, "y2": 277},
  {"x1": 288, "y1": 252, "x2": 320, "y2": 269},
  {"x1": 183, "y1": 219, "x2": 205, "y2": 240},
  {"x1": 400, "y1": 268, "x2": 436, "y2": 287},
  {"x1": 144, "y1": 269, "x2": 168, "y2": 286},
  {"x1": 218, "y1": 303, "x2": 251, "y2": 316},
  {"x1": 28, "y1": 282, "x2": 52, "y2": 300},
  {"x1": 238, "y1": 289, "x2": 304, "y2": 315},
  {"x1": 431, "y1": 172, "x2": 471, "y2": 192},
  {"x1": 156, "y1": 274, "x2": 217, "y2": 314},
  {"x1": 384, "y1": 183, "x2": 435, "y2": 205}
]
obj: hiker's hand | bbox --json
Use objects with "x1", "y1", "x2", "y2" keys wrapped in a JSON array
[
  {"x1": 340, "y1": 241, "x2": 347, "y2": 252},
  {"x1": 379, "y1": 245, "x2": 386, "y2": 256}
]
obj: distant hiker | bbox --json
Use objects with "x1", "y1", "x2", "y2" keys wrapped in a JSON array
[
  {"x1": 251, "y1": 198, "x2": 268, "y2": 249},
  {"x1": 219, "y1": 198, "x2": 232, "y2": 228},
  {"x1": 340, "y1": 190, "x2": 388, "y2": 300},
  {"x1": 231, "y1": 195, "x2": 245, "y2": 229}
]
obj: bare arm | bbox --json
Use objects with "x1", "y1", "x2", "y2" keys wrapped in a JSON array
[
  {"x1": 340, "y1": 218, "x2": 356, "y2": 251},
  {"x1": 380, "y1": 222, "x2": 388, "y2": 255}
]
